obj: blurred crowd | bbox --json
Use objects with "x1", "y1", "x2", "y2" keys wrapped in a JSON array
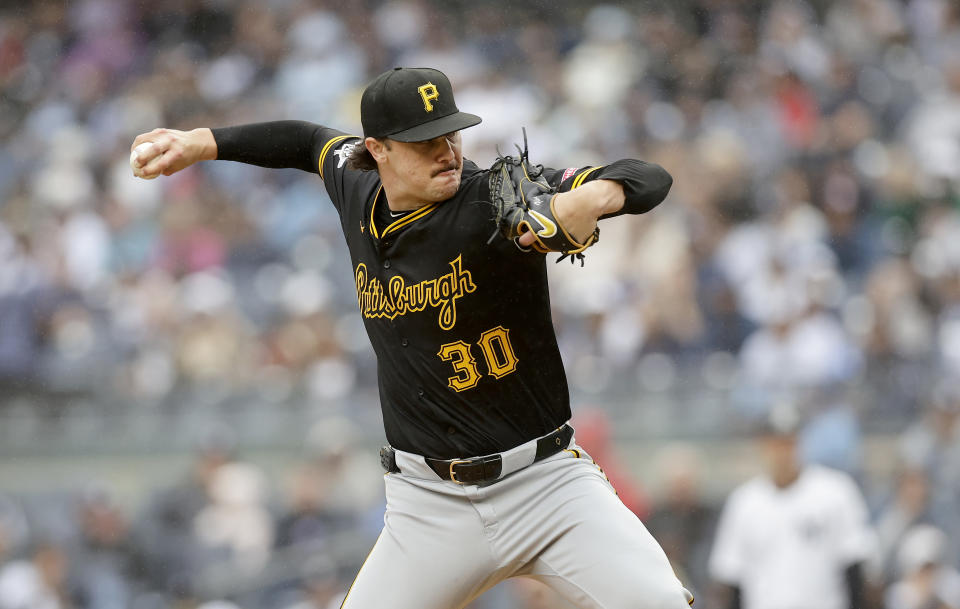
[
  {"x1": 0, "y1": 423, "x2": 386, "y2": 609},
  {"x1": 1, "y1": 0, "x2": 960, "y2": 607}
]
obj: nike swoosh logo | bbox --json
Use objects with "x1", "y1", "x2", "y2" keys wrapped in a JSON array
[{"x1": 528, "y1": 210, "x2": 557, "y2": 238}]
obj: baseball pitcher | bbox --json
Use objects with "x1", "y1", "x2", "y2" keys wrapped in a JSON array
[{"x1": 131, "y1": 66, "x2": 692, "y2": 609}]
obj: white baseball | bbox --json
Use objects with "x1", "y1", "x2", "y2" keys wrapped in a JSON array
[{"x1": 130, "y1": 142, "x2": 159, "y2": 179}]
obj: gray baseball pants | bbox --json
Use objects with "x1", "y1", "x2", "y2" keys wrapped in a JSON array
[{"x1": 340, "y1": 437, "x2": 694, "y2": 609}]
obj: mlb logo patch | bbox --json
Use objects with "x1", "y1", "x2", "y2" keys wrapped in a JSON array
[{"x1": 561, "y1": 167, "x2": 577, "y2": 183}]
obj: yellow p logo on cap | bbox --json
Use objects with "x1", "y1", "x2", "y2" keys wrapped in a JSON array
[{"x1": 418, "y1": 83, "x2": 439, "y2": 112}]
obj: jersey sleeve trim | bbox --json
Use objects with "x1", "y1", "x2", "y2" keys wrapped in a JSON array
[
  {"x1": 318, "y1": 135, "x2": 358, "y2": 179},
  {"x1": 571, "y1": 166, "x2": 604, "y2": 189}
]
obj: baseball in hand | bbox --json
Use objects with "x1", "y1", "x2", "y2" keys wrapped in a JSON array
[{"x1": 130, "y1": 142, "x2": 159, "y2": 179}]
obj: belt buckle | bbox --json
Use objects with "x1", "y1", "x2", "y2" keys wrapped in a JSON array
[{"x1": 448, "y1": 459, "x2": 470, "y2": 484}]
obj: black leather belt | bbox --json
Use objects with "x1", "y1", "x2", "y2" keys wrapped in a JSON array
[
  {"x1": 380, "y1": 425, "x2": 575, "y2": 485},
  {"x1": 416, "y1": 424, "x2": 574, "y2": 485}
]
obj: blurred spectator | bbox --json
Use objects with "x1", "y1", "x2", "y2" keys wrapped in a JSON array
[
  {"x1": 173, "y1": 271, "x2": 255, "y2": 390},
  {"x1": 193, "y1": 462, "x2": 273, "y2": 577},
  {"x1": 875, "y1": 468, "x2": 935, "y2": 583},
  {"x1": 0, "y1": 231, "x2": 48, "y2": 393},
  {"x1": 279, "y1": 557, "x2": 346, "y2": 609},
  {"x1": 69, "y1": 486, "x2": 145, "y2": 609},
  {"x1": 864, "y1": 261, "x2": 933, "y2": 364},
  {"x1": 0, "y1": 543, "x2": 71, "y2": 609},
  {"x1": 709, "y1": 402, "x2": 876, "y2": 609},
  {"x1": 275, "y1": 464, "x2": 344, "y2": 552},
  {"x1": 646, "y1": 443, "x2": 716, "y2": 603},
  {"x1": 885, "y1": 525, "x2": 960, "y2": 609},
  {"x1": 905, "y1": 45, "x2": 960, "y2": 183},
  {"x1": 738, "y1": 264, "x2": 859, "y2": 396},
  {"x1": 570, "y1": 409, "x2": 649, "y2": 519},
  {"x1": 0, "y1": 497, "x2": 28, "y2": 569},
  {"x1": 899, "y1": 379, "x2": 960, "y2": 566},
  {"x1": 135, "y1": 430, "x2": 237, "y2": 596},
  {"x1": 302, "y1": 417, "x2": 385, "y2": 517},
  {"x1": 696, "y1": 265, "x2": 755, "y2": 354}
]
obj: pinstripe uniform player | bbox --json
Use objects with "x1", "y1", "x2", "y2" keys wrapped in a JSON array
[{"x1": 131, "y1": 67, "x2": 693, "y2": 609}]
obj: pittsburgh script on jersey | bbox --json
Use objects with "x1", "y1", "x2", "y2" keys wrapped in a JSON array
[{"x1": 355, "y1": 255, "x2": 476, "y2": 330}]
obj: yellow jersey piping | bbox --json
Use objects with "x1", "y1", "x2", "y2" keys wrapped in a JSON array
[
  {"x1": 368, "y1": 186, "x2": 440, "y2": 240},
  {"x1": 369, "y1": 186, "x2": 384, "y2": 239}
]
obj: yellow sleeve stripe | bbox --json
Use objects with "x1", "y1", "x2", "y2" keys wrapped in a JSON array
[
  {"x1": 317, "y1": 135, "x2": 357, "y2": 180},
  {"x1": 571, "y1": 166, "x2": 603, "y2": 189}
]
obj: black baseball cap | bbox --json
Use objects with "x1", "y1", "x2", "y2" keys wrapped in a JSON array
[{"x1": 360, "y1": 67, "x2": 482, "y2": 142}]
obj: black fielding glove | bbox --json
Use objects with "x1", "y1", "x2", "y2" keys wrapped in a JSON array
[{"x1": 488, "y1": 129, "x2": 598, "y2": 262}]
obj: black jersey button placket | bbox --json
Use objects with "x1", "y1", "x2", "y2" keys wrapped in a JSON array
[
  {"x1": 401, "y1": 338, "x2": 409, "y2": 347},
  {"x1": 383, "y1": 259, "x2": 391, "y2": 269}
]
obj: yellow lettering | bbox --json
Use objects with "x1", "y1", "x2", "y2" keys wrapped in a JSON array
[
  {"x1": 437, "y1": 340, "x2": 480, "y2": 392},
  {"x1": 478, "y1": 326, "x2": 519, "y2": 379},
  {"x1": 354, "y1": 255, "x2": 476, "y2": 330},
  {"x1": 418, "y1": 83, "x2": 439, "y2": 112},
  {"x1": 436, "y1": 326, "x2": 520, "y2": 393}
]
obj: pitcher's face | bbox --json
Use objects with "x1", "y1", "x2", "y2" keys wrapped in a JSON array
[{"x1": 370, "y1": 131, "x2": 463, "y2": 205}]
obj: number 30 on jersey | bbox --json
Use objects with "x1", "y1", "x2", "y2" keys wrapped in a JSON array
[{"x1": 437, "y1": 326, "x2": 518, "y2": 392}]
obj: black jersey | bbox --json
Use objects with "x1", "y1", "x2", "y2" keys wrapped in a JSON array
[
  {"x1": 212, "y1": 121, "x2": 672, "y2": 459},
  {"x1": 315, "y1": 128, "x2": 573, "y2": 458}
]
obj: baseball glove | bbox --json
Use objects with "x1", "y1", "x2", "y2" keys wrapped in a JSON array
[{"x1": 488, "y1": 129, "x2": 598, "y2": 264}]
